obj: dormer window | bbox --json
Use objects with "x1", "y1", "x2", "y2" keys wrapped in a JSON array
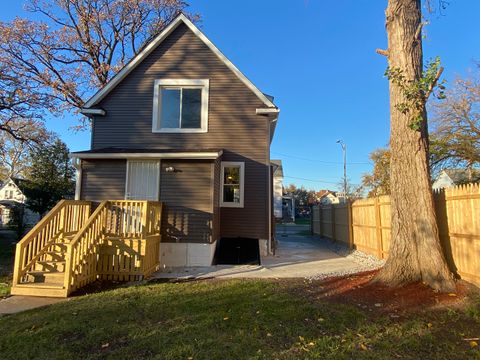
[{"x1": 152, "y1": 79, "x2": 209, "y2": 133}]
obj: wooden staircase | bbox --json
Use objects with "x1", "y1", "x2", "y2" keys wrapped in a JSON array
[{"x1": 11, "y1": 200, "x2": 162, "y2": 298}]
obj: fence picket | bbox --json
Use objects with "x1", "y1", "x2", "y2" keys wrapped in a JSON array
[{"x1": 312, "y1": 184, "x2": 480, "y2": 286}]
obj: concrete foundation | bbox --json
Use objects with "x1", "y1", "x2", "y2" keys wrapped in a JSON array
[{"x1": 160, "y1": 241, "x2": 217, "y2": 267}]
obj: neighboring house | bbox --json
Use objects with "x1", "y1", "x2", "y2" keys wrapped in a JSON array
[
  {"x1": 271, "y1": 160, "x2": 283, "y2": 219},
  {"x1": 281, "y1": 195, "x2": 295, "y2": 222},
  {"x1": 0, "y1": 178, "x2": 40, "y2": 227},
  {"x1": 72, "y1": 14, "x2": 280, "y2": 267},
  {"x1": 318, "y1": 190, "x2": 342, "y2": 205},
  {"x1": 433, "y1": 169, "x2": 480, "y2": 190}
]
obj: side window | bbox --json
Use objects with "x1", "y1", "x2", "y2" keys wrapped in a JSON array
[{"x1": 220, "y1": 162, "x2": 245, "y2": 208}]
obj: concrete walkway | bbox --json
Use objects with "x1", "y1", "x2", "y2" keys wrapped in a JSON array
[
  {"x1": 152, "y1": 224, "x2": 364, "y2": 280},
  {"x1": 0, "y1": 295, "x2": 66, "y2": 315}
]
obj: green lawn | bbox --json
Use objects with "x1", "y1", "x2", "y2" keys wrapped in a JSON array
[
  {"x1": 295, "y1": 218, "x2": 311, "y2": 225},
  {"x1": 0, "y1": 279, "x2": 479, "y2": 359},
  {"x1": 0, "y1": 230, "x2": 16, "y2": 297}
]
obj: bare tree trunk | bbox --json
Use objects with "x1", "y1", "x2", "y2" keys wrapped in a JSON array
[{"x1": 375, "y1": 0, "x2": 455, "y2": 291}]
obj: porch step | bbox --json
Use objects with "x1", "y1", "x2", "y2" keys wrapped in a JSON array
[
  {"x1": 10, "y1": 283, "x2": 67, "y2": 298},
  {"x1": 43, "y1": 251, "x2": 67, "y2": 262},
  {"x1": 48, "y1": 242, "x2": 68, "y2": 252},
  {"x1": 27, "y1": 270, "x2": 65, "y2": 286},
  {"x1": 35, "y1": 260, "x2": 66, "y2": 272}
]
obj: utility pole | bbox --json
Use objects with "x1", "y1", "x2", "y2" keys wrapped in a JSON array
[{"x1": 336, "y1": 140, "x2": 347, "y2": 200}]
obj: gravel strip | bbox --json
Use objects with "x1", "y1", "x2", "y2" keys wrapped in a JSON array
[{"x1": 308, "y1": 238, "x2": 385, "y2": 280}]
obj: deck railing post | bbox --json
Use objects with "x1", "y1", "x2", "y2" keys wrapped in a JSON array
[
  {"x1": 142, "y1": 201, "x2": 149, "y2": 239},
  {"x1": 59, "y1": 206, "x2": 66, "y2": 237},
  {"x1": 63, "y1": 244, "x2": 73, "y2": 294},
  {"x1": 12, "y1": 243, "x2": 22, "y2": 285}
]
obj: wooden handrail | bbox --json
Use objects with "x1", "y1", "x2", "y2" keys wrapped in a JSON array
[
  {"x1": 13, "y1": 199, "x2": 163, "y2": 296},
  {"x1": 64, "y1": 200, "x2": 163, "y2": 294},
  {"x1": 12, "y1": 200, "x2": 92, "y2": 286},
  {"x1": 15, "y1": 200, "x2": 66, "y2": 248},
  {"x1": 64, "y1": 201, "x2": 109, "y2": 294},
  {"x1": 68, "y1": 201, "x2": 108, "y2": 248}
]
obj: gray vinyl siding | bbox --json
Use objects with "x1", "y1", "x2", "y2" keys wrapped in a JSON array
[
  {"x1": 81, "y1": 160, "x2": 126, "y2": 201},
  {"x1": 90, "y1": 23, "x2": 270, "y2": 240},
  {"x1": 160, "y1": 160, "x2": 213, "y2": 244}
]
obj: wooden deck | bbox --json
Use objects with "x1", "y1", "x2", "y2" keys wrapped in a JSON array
[{"x1": 11, "y1": 200, "x2": 162, "y2": 297}]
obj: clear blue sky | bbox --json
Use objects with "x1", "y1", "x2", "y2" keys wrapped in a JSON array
[{"x1": 2, "y1": 1, "x2": 479, "y2": 191}]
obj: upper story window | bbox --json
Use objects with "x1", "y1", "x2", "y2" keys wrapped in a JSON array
[
  {"x1": 220, "y1": 161, "x2": 245, "y2": 208},
  {"x1": 152, "y1": 79, "x2": 209, "y2": 133}
]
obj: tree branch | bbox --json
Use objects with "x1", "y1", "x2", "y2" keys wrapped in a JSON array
[
  {"x1": 425, "y1": 67, "x2": 444, "y2": 100},
  {"x1": 376, "y1": 48, "x2": 389, "y2": 57}
]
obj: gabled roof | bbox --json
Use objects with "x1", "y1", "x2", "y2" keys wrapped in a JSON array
[
  {"x1": 318, "y1": 190, "x2": 337, "y2": 199},
  {"x1": 0, "y1": 177, "x2": 28, "y2": 194},
  {"x1": 83, "y1": 13, "x2": 277, "y2": 110},
  {"x1": 442, "y1": 169, "x2": 480, "y2": 185},
  {"x1": 271, "y1": 159, "x2": 283, "y2": 177}
]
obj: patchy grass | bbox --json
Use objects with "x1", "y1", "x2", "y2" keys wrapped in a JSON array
[
  {"x1": 0, "y1": 230, "x2": 16, "y2": 297},
  {"x1": 0, "y1": 278, "x2": 479, "y2": 359},
  {"x1": 295, "y1": 218, "x2": 311, "y2": 225}
]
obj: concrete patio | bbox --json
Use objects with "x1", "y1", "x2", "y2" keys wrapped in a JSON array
[{"x1": 151, "y1": 224, "x2": 370, "y2": 280}]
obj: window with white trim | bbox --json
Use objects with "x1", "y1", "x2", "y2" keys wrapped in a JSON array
[
  {"x1": 152, "y1": 79, "x2": 209, "y2": 133},
  {"x1": 220, "y1": 162, "x2": 244, "y2": 208}
]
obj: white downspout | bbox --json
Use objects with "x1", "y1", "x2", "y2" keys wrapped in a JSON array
[
  {"x1": 267, "y1": 116, "x2": 278, "y2": 255},
  {"x1": 73, "y1": 157, "x2": 82, "y2": 200}
]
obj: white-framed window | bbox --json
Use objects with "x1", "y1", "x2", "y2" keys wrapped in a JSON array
[
  {"x1": 220, "y1": 161, "x2": 245, "y2": 208},
  {"x1": 5, "y1": 190, "x2": 13, "y2": 199},
  {"x1": 152, "y1": 79, "x2": 209, "y2": 133}
]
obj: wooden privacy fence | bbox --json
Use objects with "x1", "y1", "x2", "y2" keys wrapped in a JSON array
[{"x1": 312, "y1": 183, "x2": 480, "y2": 286}]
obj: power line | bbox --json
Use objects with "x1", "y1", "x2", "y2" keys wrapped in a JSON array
[
  {"x1": 283, "y1": 175, "x2": 360, "y2": 186},
  {"x1": 271, "y1": 151, "x2": 372, "y2": 165}
]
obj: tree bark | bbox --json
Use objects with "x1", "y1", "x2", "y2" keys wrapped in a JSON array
[{"x1": 375, "y1": 0, "x2": 455, "y2": 291}]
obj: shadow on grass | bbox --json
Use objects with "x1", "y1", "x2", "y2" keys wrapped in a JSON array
[{"x1": 0, "y1": 279, "x2": 479, "y2": 359}]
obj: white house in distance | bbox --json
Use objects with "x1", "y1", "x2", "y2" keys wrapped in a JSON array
[
  {"x1": 0, "y1": 178, "x2": 40, "y2": 227},
  {"x1": 318, "y1": 190, "x2": 342, "y2": 205},
  {"x1": 271, "y1": 160, "x2": 296, "y2": 222},
  {"x1": 271, "y1": 160, "x2": 283, "y2": 219},
  {"x1": 432, "y1": 169, "x2": 480, "y2": 190}
]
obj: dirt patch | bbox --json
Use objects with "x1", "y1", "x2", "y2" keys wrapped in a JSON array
[
  {"x1": 69, "y1": 280, "x2": 126, "y2": 297},
  {"x1": 303, "y1": 270, "x2": 475, "y2": 316}
]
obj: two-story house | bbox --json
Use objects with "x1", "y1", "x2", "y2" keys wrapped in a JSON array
[
  {"x1": 0, "y1": 178, "x2": 40, "y2": 227},
  {"x1": 72, "y1": 14, "x2": 280, "y2": 267}
]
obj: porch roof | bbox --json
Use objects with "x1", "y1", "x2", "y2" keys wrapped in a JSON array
[{"x1": 70, "y1": 147, "x2": 223, "y2": 160}]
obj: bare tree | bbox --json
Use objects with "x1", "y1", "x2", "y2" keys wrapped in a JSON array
[
  {"x1": 430, "y1": 73, "x2": 480, "y2": 176},
  {"x1": 0, "y1": 134, "x2": 30, "y2": 180},
  {"x1": 0, "y1": 0, "x2": 198, "y2": 130},
  {"x1": 0, "y1": 123, "x2": 50, "y2": 181},
  {"x1": 0, "y1": 62, "x2": 53, "y2": 142},
  {"x1": 375, "y1": 0, "x2": 455, "y2": 291},
  {"x1": 361, "y1": 148, "x2": 391, "y2": 197}
]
